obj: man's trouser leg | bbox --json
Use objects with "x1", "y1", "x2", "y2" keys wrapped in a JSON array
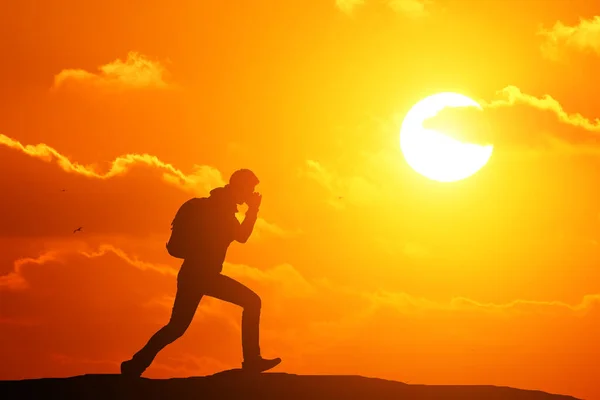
[
  {"x1": 202, "y1": 274, "x2": 262, "y2": 361},
  {"x1": 130, "y1": 277, "x2": 203, "y2": 371}
]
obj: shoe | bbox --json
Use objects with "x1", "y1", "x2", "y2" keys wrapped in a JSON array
[
  {"x1": 242, "y1": 357, "x2": 282, "y2": 373},
  {"x1": 120, "y1": 359, "x2": 144, "y2": 378}
]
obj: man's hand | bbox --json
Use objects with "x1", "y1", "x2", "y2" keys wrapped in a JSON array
[
  {"x1": 236, "y1": 192, "x2": 261, "y2": 243},
  {"x1": 246, "y1": 192, "x2": 262, "y2": 211}
]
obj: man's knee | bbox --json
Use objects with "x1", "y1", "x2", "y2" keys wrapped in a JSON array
[
  {"x1": 165, "y1": 318, "x2": 191, "y2": 339},
  {"x1": 246, "y1": 291, "x2": 261, "y2": 311}
]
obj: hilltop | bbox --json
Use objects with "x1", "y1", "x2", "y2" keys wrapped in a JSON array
[{"x1": 0, "y1": 370, "x2": 581, "y2": 399}]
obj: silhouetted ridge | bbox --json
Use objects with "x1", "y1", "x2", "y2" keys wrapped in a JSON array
[{"x1": 0, "y1": 371, "x2": 581, "y2": 400}]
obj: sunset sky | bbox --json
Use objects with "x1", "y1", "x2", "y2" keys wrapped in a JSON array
[{"x1": 1, "y1": 1, "x2": 600, "y2": 399}]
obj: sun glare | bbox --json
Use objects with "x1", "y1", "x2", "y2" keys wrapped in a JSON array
[{"x1": 399, "y1": 92, "x2": 494, "y2": 183}]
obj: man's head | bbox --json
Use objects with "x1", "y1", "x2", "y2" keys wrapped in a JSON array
[{"x1": 227, "y1": 169, "x2": 260, "y2": 205}]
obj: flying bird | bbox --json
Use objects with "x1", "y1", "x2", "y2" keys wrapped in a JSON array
[{"x1": 73, "y1": 227, "x2": 83, "y2": 234}]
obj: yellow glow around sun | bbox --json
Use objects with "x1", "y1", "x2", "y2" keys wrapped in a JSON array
[{"x1": 400, "y1": 92, "x2": 493, "y2": 183}]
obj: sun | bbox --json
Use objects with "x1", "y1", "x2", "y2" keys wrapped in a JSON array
[{"x1": 399, "y1": 92, "x2": 493, "y2": 183}]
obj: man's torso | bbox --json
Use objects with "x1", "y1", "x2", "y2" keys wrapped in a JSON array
[{"x1": 182, "y1": 195, "x2": 240, "y2": 274}]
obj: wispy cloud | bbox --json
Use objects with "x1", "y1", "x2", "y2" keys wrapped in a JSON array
[
  {"x1": 538, "y1": 16, "x2": 600, "y2": 61},
  {"x1": 5, "y1": 244, "x2": 598, "y2": 319},
  {"x1": 368, "y1": 290, "x2": 600, "y2": 317},
  {"x1": 0, "y1": 245, "x2": 175, "y2": 291},
  {"x1": 418, "y1": 85, "x2": 600, "y2": 152},
  {"x1": 387, "y1": 0, "x2": 431, "y2": 18},
  {"x1": 0, "y1": 133, "x2": 225, "y2": 195},
  {"x1": 53, "y1": 51, "x2": 174, "y2": 90},
  {"x1": 448, "y1": 294, "x2": 600, "y2": 315},
  {"x1": 299, "y1": 159, "x2": 380, "y2": 208},
  {"x1": 485, "y1": 85, "x2": 600, "y2": 133},
  {"x1": 0, "y1": 251, "x2": 60, "y2": 290},
  {"x1": 0, "y1": 134, "x2": 296, "y2": 236},
  {"x1": 3, "y1": 242, "x2": 600, "y2": 392},
  {"x1": 336, "y1": 0, "x2": 365, "y2": 15},
  {"x1": 336, "y1": 0, "x2": 431, "y2": 18},
  {"x1": 253, "y1": 218, "x2": 304, "y2": 240},
  {"x1": 79, "y1": 244, "x2": 177, "y2": 276},
  {"x1": 223, "y1": 262, "x2": 317, "y2": 299}
]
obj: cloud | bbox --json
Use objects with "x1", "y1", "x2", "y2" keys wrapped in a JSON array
[
  {"x1": 387, "y1": 0, "x2": 431, "y2": 18},
  {"x1": 79, "y1": 244, "x2": 177, "y2": 276},
  {"x1": 298, "y1": 159, "x2": 380, "y2": 208},
  {"x1": 368, "y1": 290, "x2": 600, "y2": 317},
  {"x1": 0, "y1": 134, "x2": 294, "y2": 238},
  {"x1": 299, "y1": 160, "x2": 336, "y2": 192},
  {"x1": 419, "y1": 85, "x2": 600, "y2": 152},
  {"x1": 336, "y1": 0, "x2": 431, "y2": 18},
  {"x1": 485, "y1": 86, "x2": 600, "y2": 133},
  {"x1": 252, "y1": 218, "x2": 304, "y2": 240},
  {"x1": 0, "y1": 244, "x2": 328, "y2": 378},
  {"x1": 0, "y1": 245, "x2": 175, "y2": 291},
  {"x1": 223, "y1": 262, "x2": 317, "y2": 299},
  {"x1": 53, "y1": 52, "x2": 174, "y2": 90},
  {"x1": 0, "y1": 245, "x2": 190, "y2": 379},
  {"x1": 6, "y1": 243, "x2": 599, "y2": 319},
  {"x1": 2, "y1": 243, "x2": 600, "y2": 397},
  {"x1": 421, "y1": 105, "x2": 492, "y2": 145},
  {"x1": 336, "y1": 0, "x2": 365, "y2": 15},
  {"x1": 0, "y1": 251, "x2": 60, "y2": 290},
  {"x1": 449, "y1": 294, "x2": 600, "y2": 316},
  {"x1": 2, "y1": 244, "x2": 319, "y2": 295},
  {"x1": 538, "y1": 16, "x2": 600, "y2": 61},
  {"x1": 0, "y1": 133, "x2": 225, "y2": 196}
]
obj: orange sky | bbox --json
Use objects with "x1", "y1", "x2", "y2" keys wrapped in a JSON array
[{"x1": 1, "y1": 1, "x2": 600, "y2": 398}]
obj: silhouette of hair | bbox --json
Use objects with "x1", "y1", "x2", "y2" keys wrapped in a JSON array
[{"x1": 229, "y1": 169, "x2": 260, "y2": 187}]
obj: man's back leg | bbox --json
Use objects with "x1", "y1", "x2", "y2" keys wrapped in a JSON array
[{"x1": 122, "y1": 279, "x2": 203, "y2": 377}]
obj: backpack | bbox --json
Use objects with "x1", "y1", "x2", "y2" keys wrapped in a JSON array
[{"x1": 165, "y1": 197, "x2": 212, "y2": 259}]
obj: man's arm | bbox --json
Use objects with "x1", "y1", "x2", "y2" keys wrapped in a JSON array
[
  {"x1": 235, "y1": 192, "x2": 262, "y2": 244},
  {"x1": 235, "y1": 207, "x2": 259, "y2": 243}
]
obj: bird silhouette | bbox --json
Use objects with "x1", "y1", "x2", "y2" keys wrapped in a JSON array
[
  {"x1": 61, "y1": 189, "x2": 66, "y2": 192},
  {"x1": 73, "y1": 227, "x2": 83, "y2": 234}
]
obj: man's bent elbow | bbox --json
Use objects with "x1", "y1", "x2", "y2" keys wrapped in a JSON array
[{"x1": 236, "y1": 235, "x2": 250, "y2": 244}]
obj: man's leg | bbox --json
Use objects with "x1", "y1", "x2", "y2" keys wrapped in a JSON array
[
  {"x1": 122, "y1": 278, "x2": 203, "y2": 377},
  {"x1": 202, "y1": 274, "x2": 280, "y2": 371}
]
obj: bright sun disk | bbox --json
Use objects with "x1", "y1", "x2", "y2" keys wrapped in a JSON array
[{"x1": 399, "y1": 92, "x2": 493, "y2": 183}]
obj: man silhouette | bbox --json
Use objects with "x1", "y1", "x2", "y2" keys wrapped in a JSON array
[{"x1": 121, "y1": 169, "x2": 281, "y2": 377}]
